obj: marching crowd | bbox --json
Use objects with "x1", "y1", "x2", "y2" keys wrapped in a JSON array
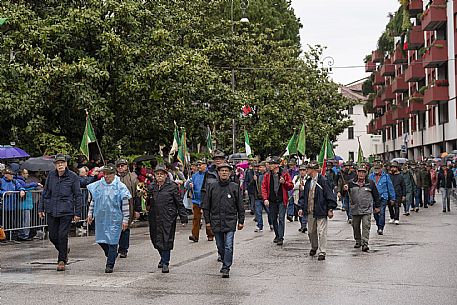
[{"x1": 1, "y1": 151, "x2": 456, "y2": 278}]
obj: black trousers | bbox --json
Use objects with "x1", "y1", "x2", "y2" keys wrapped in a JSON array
[
  {"x1": 388, "y1": 200, "x2": 400, "y2": 221},
  {"x1": 47, "y1": 214, "x2": 72, "y2": 262}
]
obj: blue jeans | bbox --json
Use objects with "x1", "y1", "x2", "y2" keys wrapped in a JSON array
[
  {"x1": 17, "y1": 209, "x2": 31, "y2": 239},
  {"x1": 299, "y1": 214, "x2": 308, "y2": 229},
  {"x1": 270, "y1": 201, "x2": 286, "y2": 240},
  {"x1": 214, "y1": 231, "x2": 235, "y2": 271},
  {"x1": 255, "y1": 200, "x2": 272, "y2": 230},
  {"x1": 99, "y1": 243, "x2": 118, "y2": 268},
  {"x1": 374, "y1": 199, "x2": 387, "y2": 230},
  {"x1": 342, "y1": 193, "x2": 352, "y2": 220},
  {"x1": 287, "y1": 195, "x2": 295, "y2": 216},
  {"x1": 118, "y1": 228, "x2": 130, "y2": 254},
  {"x1": 413, "y1": 186, "x2": 422, "y2": 208},
  {"x1": 158, "y1": 249, "x2": 171, "y2": 266},
  {"x1": 404, "y1": 192, "x2": 413, "y2": 213}
]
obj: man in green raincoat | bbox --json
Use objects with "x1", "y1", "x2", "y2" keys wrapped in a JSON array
[{"x1": 87, "y1": 164, "x2": 131, "y2": 273}]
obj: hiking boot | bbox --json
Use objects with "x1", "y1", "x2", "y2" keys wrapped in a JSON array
[
  {"x1": 119, "y1": 252, "x2": 127, "y2": 258},
  {"x1": 105, "y1": 266, "x2": 114, "y2": 273},
  {"x1": 56, "y1": 261, "x2": 65, "y2": 272},
  {"x1": 309, "y1": 249, "x2": 317, "y2": 256},
  {"x1": 188, "y1": 235, "x2": 198, "y2": 242},
  {"x1": 221, "y1": 269, "x2": 230, "y2": 278},
  {"x1": 162, "y1": 265, "x2": 169, "y2": 273},
  {"x1": 362, "y1": 245, "x2": 369, "y2": 252},
  {"x1": 273, "y1": 238, "x2": 279, "y2": 243},
  {"x1": 354, "y1": 242, "x2": 361, "y2": 248},
  {"x1": 276, "y1": 239, "x2": 283, "y2": 246}
]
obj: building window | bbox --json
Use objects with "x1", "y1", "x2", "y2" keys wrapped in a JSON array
[
  {"x1": 439, "y1": 102, "x2": 449, "y2": 124},
  {"x1": 348, "y1": 151, "x2": 354, "y2": 161},
  {"x1": 428, "y1": 107, "x2": 436, "y2": 127},
  {"x1": 404, "y1": 119, "x2": 410, "y2": 133},
  {"x1": 348, "y1": 127, "x2": 354, "y2": 139},
  {"x1": 348, "y1": 106, "x2": 353, "y2": 115},
  {"x1": 398, "y1": 122, "x2": 403, "y2": 136},
  {"x1": 419, "y1": 112, "x2": 426, "y2": 130}
]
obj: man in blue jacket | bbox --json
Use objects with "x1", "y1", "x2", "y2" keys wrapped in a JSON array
[
  {"x1": 368, "y1": 162, "x2": 395, "y2": 235},
  {"x1": 38, "y1": 154, "x2": 82, "y2": 271}
]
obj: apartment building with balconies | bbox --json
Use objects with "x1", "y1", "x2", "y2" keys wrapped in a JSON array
[{"x1": 365, "y1": 0, "x2": 457, "y2": 160}]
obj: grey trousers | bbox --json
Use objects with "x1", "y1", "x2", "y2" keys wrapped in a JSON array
[
  {"x1": 307, "y1": 215, "x2": 328, "y2": 256},
  {"x1": 352, "y1": 214, "x2": 371, "y2": 246}
]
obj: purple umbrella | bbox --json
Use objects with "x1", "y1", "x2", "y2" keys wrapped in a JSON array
[{"x1": 0, "y1": 145, "x2": 30, "y2": 160}]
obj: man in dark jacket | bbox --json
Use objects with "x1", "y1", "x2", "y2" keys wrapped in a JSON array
[
  {"x1": 298, "y1": 161, "x2": 337, "y2": 261},
  {"x1": 261, "y1": 156, "x2": 293, "y2": 246},
  {"x1": 420, "y1": 163, "x2": 432, "y2": 208},
  {"x1": 437, "y1": 163, "x2": 456, "y2": 212},
  {"x1": 38, "y1": 154, "x2": 82, "y2": 271},
  {"x1": 337, "y1": 161, "x2": 357, "y2": 223},
  {"x1": 388, "y1": 162, "x2": 406, "y2": 225},
  {"x1": 202, "y1": 163, "x2": 245, "y2": 278},
  {"x1": 347, "y1": 167, "x2": 381, "y2": 252},
  {"x1": 147, "y1": 164, "x2": 188, "y2": 273}
]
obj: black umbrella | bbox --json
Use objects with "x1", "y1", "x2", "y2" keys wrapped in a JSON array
[
  {"x1": 133, "y1": 155, "x2": 156, "y2": 163},
  {"x1": 20, "y1": 157, "x2": 55, "y2": 172}
]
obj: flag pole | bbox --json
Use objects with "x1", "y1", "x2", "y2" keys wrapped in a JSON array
[{"x1": 85, "y1": 109, "x2": 106, "y2": 166}]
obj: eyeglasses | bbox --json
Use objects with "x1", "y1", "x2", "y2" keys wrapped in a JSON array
[{"x1": 116, "y1": 164, "x2": 126, "y2": 168}]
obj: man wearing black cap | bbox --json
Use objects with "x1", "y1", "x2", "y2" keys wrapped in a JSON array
[
  {"x1": 115, "y1": 158, "x2": 141, "y2": 258},
  {"x1": 38, "y1": 154, "x2": 82, "y2": 271},
  {"x1": 261, "y1": 156, "x2": 293, "y2": 246},
  {"x1": 346, "y1": 166, "x2": 381, "y2": 252},
  {"x1": 203, "y1": 163, "x2": 244, "y2": 278},
  {"x1": 298, "y1": 161, "x2": 337, "y2": 261}
]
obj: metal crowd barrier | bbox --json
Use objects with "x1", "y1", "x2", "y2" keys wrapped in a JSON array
[{"x1": 0, "y1": 189, "x2": 91, "y2": 241}]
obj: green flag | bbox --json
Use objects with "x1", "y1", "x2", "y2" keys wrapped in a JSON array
[
  {"x1": 284, "y1": 130, "x2": 298, "y2": 156},
  {"x1": 206, "y1": 126, "x2": 213, "y2": 154},
  {"x1": 0, "y1": 18, "x2": 7, "y2": 26},
  {"x1": 244, "y1": 130, "x2": 252, "y2": 157},
  {"x1": 357, "y1": 137, "x2": 364, "y2": 165},
  {"x1": 80, "y1": 114, "x2": 97, "y2": 160},
  {"x1": 177, "y1": 128, "x2": 187, "y2": 165},
  {"x1": 297, "y1": 123, "x2": 306, "y2": 156},
  {"x1": 318, "y1": 135, "x2": 335, "y2": 175}
]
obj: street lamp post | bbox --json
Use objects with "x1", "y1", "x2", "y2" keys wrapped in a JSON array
[{"x1": 231, "y1": 0, "x2": 249, "y2": 154}]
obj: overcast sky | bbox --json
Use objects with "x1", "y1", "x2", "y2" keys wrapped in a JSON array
[{"x1": 290, "y1": 0, "x2": 400, "y2": 85}]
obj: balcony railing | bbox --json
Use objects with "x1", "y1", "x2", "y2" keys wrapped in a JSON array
[
  {"x1": 409, "y1": 0, "x2": 423, "y2": 16},
  {"x1": 392, "y1": 106, "x2": 409, "y2": 121},
  {"x1": 382, "y1": 110, "x2": 394, "y2": 127},
  {"x1": 380, "y1": 58, "x2": 395, "y2": 76},
  {"x1": 422, "y1": 0, "x2": 447, "y2": 31},
  {"x1": 422, "y1": 40, "x2": 447, "y2": 68},
  {"x1": 373, "y1": 72, "x2": 385, "y2": 85},
  {"x1": 372, "y1": 50, "x2": 383, "y2": 63},
  {"x1": 405, "y1": 60, "x2": 425, "y2": 82},
  {"x1": 373, "y1": 96, "x2": 384, "y2": 108},
  {"x1": 392, "y1": 74, "x2": 408, "y2": 93},
  {"x1": 375, "y1": 117, "x2": 383, "y2": 130},
  {"x1": 381, "y1": 85, "x2": 395, "y2": 102},
  {"x1": 407, "y1": 25, "x2": 424, "y2": 50},
  {"x1": 365, "y1": 61, "x2": 376, "y2": 72},
  {"x1": 423, "y1": 85, "x2": 449, "y2": 105},
  {"x1": 393, "y1": 46, "x2": 407, "y2": 64}
]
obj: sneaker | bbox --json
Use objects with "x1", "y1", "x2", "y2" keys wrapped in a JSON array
[
  {"x1": 105, "y1": 266, "x2": 114, "y2": 273},
  {"x1": 158, "y1": 262, "x2": 163, "y2": 269},
  {"x1": 301, "y1": 228, "x2": 308, "y2": 233},
  {"x1": 269, "y1": 225, "x2": 274, "y2": 231},
  {"x1": 394, "y1": 220, "x2": 399, "y2": 225},
  {"x1": 207, "y1": 237, "x2": 214, "y2": 241},
  {"x1": 254, "y1": 226, "x2": 263, "y2": 233},
  {"x1": 221, "y1": 269, "x2": 230, "y2": 278},
  {"x1": 273, "y1": 238, "x2": 279, "y2": 243},
  {"x1": 162, "y1": 265, "x2": 169, "y2": 273},
  {"x1": 415, "y1": 208, "x2": 419, "y2": 212},
  {"x1": 317, "y1": 254, "x2": 325, "y2": 261},
  {"x1": 362, "y1": 245, "x2": 369, "y2": 252},
  {"x1": 56, "y1": 261, "x2": 65, "y2": 272},
  {"x1": 377, "y1": 229, "x2": 383, "y2": 235},
  {"x1": 309, "y1": 249, "x2": 317, "y2": 256},
  {"x1": 119, "y1": 252, "x2": 127, "y2": 258},
  {"x1": 217, "y1": 255, "x2": 223, "y2": 262},
  {"x1": 354, "y1": 242, "x2": 361, "y2": 248},
  {"x1": 388, "y1": 219, "x2": 394, "y2": 224},
  {"x1": 188, "y1": 235, "x2": 199, "y2": 242},
  {"x1": 347, "y1": 219, "x2": 352, "y2": 224},
  {"x1": 276, "y1": 240, "x2": 283, "y2": 246},
  {"x1": 286, "y1": 216, "x2": 293, "y2": 222}
]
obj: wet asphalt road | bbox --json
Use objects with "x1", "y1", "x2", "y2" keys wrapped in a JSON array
[{"x1": 1, "y1": 196, "x2": 457, "y2": 305}]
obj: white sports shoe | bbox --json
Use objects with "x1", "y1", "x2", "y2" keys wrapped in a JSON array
[
  {"x1": 254, "y1": 226, "x2": 263, "y2": 232},
  {"x1": 388, "y1": 219, "x2": 395, "y2": 224},
  {"x1": 394, "y1": 220, "x2": 400, "y2": 225}
]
